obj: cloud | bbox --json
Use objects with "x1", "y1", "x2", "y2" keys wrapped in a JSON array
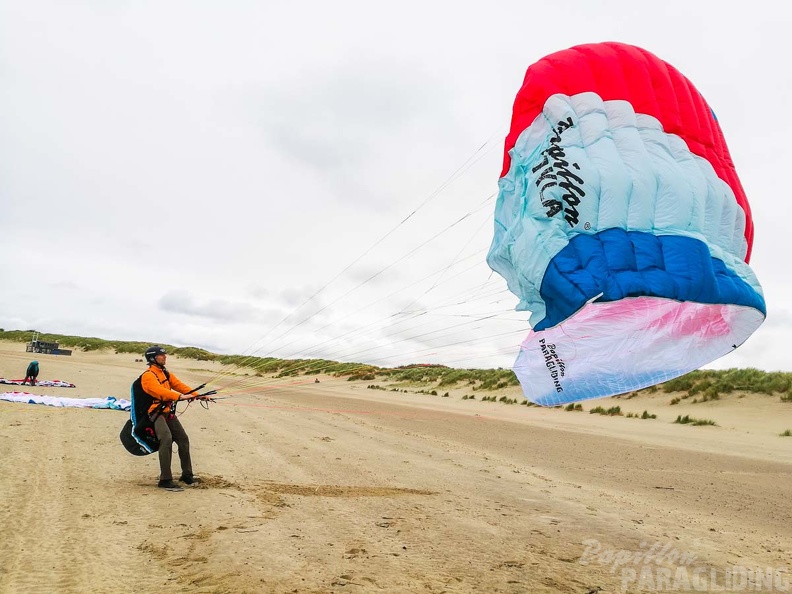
[
  {"x1": 245, "y1": 284, "x2": 271, "y2": 301},
  {"x1": 48, "y1": 281, "x2": 83, "y2": 291},
  {"x1": 257, "y1": 60, "x2": 436, "y2": 167},
  {"x1": 158, "y1": 291, "x2": 271, "y2": 324},
  {"x1": 245, "y1": 58, "x2": 453, "y2": 209}
]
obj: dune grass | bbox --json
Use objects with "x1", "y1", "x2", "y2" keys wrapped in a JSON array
[
  {"x1": 3, "y1": 329, "x2": 790, "y2": 399},
  {"x1": 660, "y1": 368, "x2": 792, "y2": 403},
  {"x1": 674, "y1": 415, "x2": 718, "y2": 426},
  {"x1": 590, "y1": 405, "x2": 622, "y2": 416},
  {"x1": 626, "y1": 410, "x2": 657, "y2": 419}
]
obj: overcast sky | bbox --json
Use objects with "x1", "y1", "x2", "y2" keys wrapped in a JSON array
[{"x1": 1, "y1": 1, "x2": 789, "y2": 372}]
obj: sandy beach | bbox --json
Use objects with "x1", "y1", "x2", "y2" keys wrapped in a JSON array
[{"x1": 1, "y1": 340, "x2": 791, "y2": 593}]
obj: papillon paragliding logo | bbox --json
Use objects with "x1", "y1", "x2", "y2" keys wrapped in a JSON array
[
  {"x1": 538, "y1": 338, "x2": 565, "y2": 393},
  {"x1": 531, "y1": 116, "x2": 587, "y2": 227},
  {"x1": 487, "y1": 42, "x2": 766, "y2": 407}
]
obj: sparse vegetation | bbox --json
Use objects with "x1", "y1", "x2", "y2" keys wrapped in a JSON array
[
  {"x1": 590, "y1": 406, "x2": 622, "y2": 416},
  {"x1": 780, "y1": 430, "x2": 792, "y2": 437},
  {"x1": 625, "y1": 410, "x2": 656, "y2": 419},
  {"x1": 0, "y1": 330, "x2": 522, "y2": 388},
  {"x1": 482, "y1": 394, "x2": 517, "y2": 404},
  {"x1": 2, "y1": 330, "x2": 790, "y2": 406},
  {"x1": 565, "y1": 403, "x2": 583, "y2": 412},
  {"x1": 674, "y1": 415, "x2": 717, "y2": 426},
  {"x1": 660, "y1": 368, "x2": 791, "y2": 399}
]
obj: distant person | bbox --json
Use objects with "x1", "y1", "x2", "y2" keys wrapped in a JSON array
[
  {"x1": 141, "y1": 345, "x2": 204, "y2": 492},
  {"x1": 24, "y1": 360, "x2": 39, "y2": 386}
]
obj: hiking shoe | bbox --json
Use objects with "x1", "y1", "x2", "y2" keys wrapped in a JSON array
[
  {"x1": 157, "y1": 479, "x2": 184, "y2": 492},
  {"x1": 179, "y1": 475, "x2": 201, "y2": 485}
]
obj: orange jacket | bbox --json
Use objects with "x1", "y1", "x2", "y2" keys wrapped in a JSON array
[{"x1": 141, "y1": 365, "x2": 196, "y2": 414}]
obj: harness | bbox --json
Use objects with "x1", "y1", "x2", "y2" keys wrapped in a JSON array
[
  {"x1": 119, "y1": 366, "x2": 215, "y2": 456},
  {"x1": 147, "y1": 367, "x2": 175, "y2": 420},
  {"x1": 120, "y1": 366, "x2": 174, "y2": 456}
]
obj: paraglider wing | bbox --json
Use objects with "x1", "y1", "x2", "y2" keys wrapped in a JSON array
[{"x1": 487, "y1": 42, "x2": 765, "y2": 406}]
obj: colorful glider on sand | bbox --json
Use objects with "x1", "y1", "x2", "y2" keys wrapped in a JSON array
[{"x1": 487, "y1": 42, "x2": 765, "y2": 406}]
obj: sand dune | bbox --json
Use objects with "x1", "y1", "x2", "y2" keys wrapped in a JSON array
[{"x1": 1, "y1": 341, "x2": 790, "y2": 593}]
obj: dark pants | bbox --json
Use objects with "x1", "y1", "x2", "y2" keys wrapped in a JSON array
[
  {"x1": 24, "y1": 376, "x2": 37, "y2": 386},
  {"x1": 153, "y1": 414, "x2": 193, "y2": 481}
]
